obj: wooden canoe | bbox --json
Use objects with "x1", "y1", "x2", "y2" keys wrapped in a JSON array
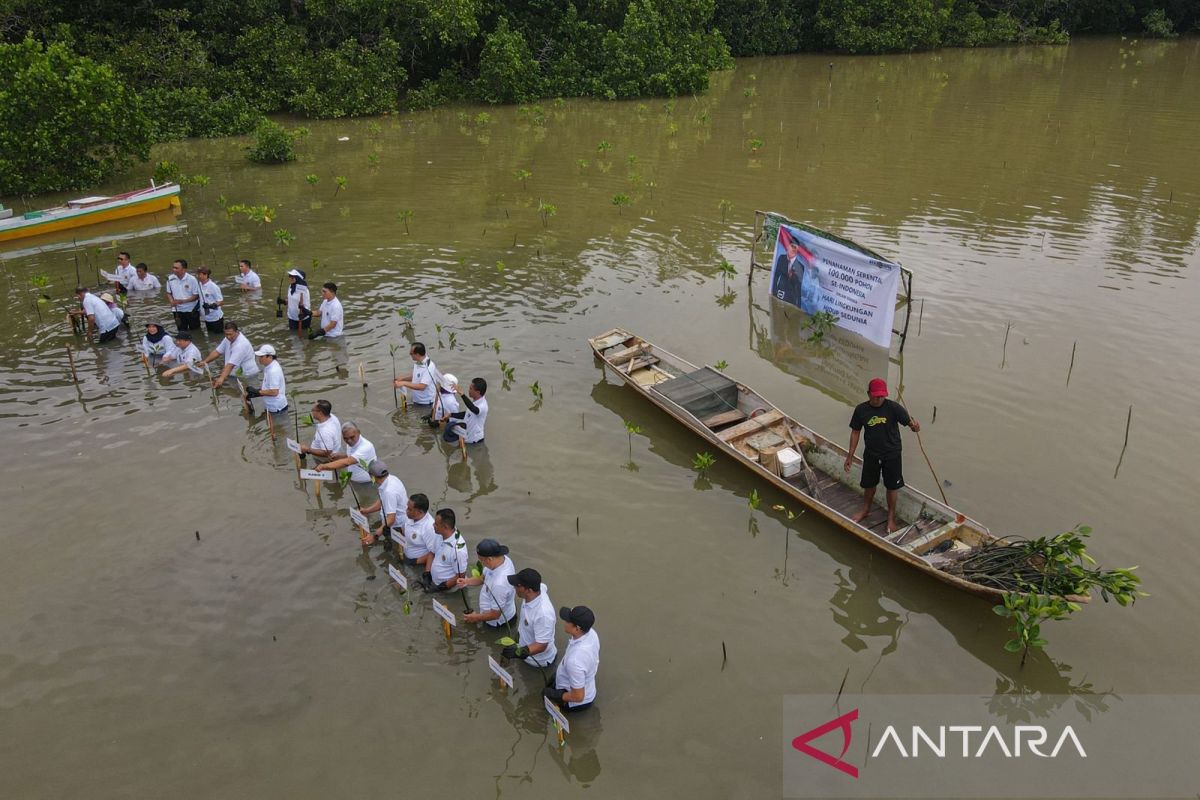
[
  {"x1": 0, "y1": 183, "x2": 181, "y2": 244},
  {"x1": 589, "y1": 327, "x2": 1041, "y2": 604}
]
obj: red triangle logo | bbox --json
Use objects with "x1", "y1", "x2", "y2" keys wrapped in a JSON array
[{"x1": 791, "y1": 708, "x2": 859, "y2": 779}]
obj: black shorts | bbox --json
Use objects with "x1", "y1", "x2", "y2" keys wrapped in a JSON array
[
  {"x1": 97, "y1": 327, "x2": 119, "y2": 343},
  {"x1": 205, "y1": 318, "x2": 225, "y2": 334},
  {"x1": 176, "y1": 309, "x2": 200, "y2": 330},
  {"x1": 860, "y1": 451, "x2": 904, "y2": 491},
  {"x1": 288, "y1": 317, "x2": 312, "y2": 331}
]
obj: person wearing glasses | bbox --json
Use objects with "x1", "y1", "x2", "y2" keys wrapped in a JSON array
[{"x1": 392, "y1": 341, "x2": 442, "y2": 411}]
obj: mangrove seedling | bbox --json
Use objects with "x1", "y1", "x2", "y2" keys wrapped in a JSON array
[
  {"x1": 474, "y1": 112, "x2": 491, "y2": 126},
  {"x1": 397, "y1": 307, "x2": 414, "y2": 328},
  {"x1": 576, "y1": 159, "x2": 589, "y2": 171},
  {"x1": 612, "y1": 193, "x2": 631, "y2": 215},
  {"x1": 368, "y1": 153, "x2": 380, "y2": 166},
  {"x1": 624, "y1": 420, "x2": 642, "y2": 460},
  {"x1": 189, "y1": 174, "x2": 210, "y2": 187},
  {"x1": 746, "y1": 138, "x2": 764, "y2": 154},
  {"x1": 748, "y1": 489, "x2": 761, "y2": 510},
  {"x1": 495, "y1": 260, "x2": 506, "y2": 273},
  {"x1": 719, "y1": 198, "x2": 733, "y2": 222},
  {"x1": 718, "y1": 258, "x2": 737, "y2": 287},
  {"x1": 804, "y1": 311, "x2": 839, "y2": 344},
  {"x1": 715, "y1": 290, "x2": 737, "y2": 308},
  {"x1": 447, "y1": 331, "x2": 457, "y2": 349},
  {"x1": 274, "y1": 228, "x2": 295, "y2": 247},
  {"x1": 305, "y1": 174, "x2": 320, "y2": 187},
  {"x1": 596, "y1": 140, "x2": 612, "y2": 155},
  {"x1": 714, "y1": 359, "x2": 728, "y2": 371},
  {"x1": 514, "y1": 169, "x2": 532, "y2": 189},
  {"x1": 435, "y1": 323, "x2": 442, "y2": 334},
  {"x1": 498, "y1": 360, "x2": 515, "y2": 382},
  {"x1": 530, "y1": 381, "x2": 543, "y2": 401},
  {"x1": 397, "y1": 209, "x2": 414, "y2": 235},
  {"x1": 627, "y1": 154, "x2": 638, "y2": 168},
  {"x1": 692, "y1": 452, "x2": 716, "y2": 475},
  {"x1": 491, "y1": 338, "x2": 501, "y2": 354},
  {"x1": 743, "y1": 86, "x2": 757, "y2": 98},
  {"x1": 367, "y1": 121, "x2": 382, "y2": 137},
  {"x1": 537, "y1": 201, "x2": 556, "y2": 228},
  {"x1": 333, "y1": 176, "x2": 347, "y2": 197}
]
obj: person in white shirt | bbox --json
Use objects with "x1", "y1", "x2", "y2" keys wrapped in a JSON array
[
  {"x1": 298, "y1": 399, "x2": 342, "y2": 463},
  {"x1": 245, "y1": 344, "x2": 287, "y2": 412},
  {"x1": 457, "y1": 538, "x2": 517, "y2": 629},
  {"x1": 309, "y1": 281, "x2": 344, "y2": 339},
  {"x1": 314, "y1": 422, "x2": 375, "y2": 483},
  {"x1": 445, "y1": 377, "x2": 488, "y2": 445},
  {"x1": 421, "y1": 508, "x2": 467, "y2": 592},
  {"x1": 99, "y1": 292, "x2": 127, "y2": 328},
  {"x1": 75, "y1": 286, "x2": 119, "y2": 342},
  {"x1": 234, "y1": 259, "x2": 262, "y2": 291},
  {"x1": 196, "y1": 266, "x2": 225, "y2": 334},
  {"x1": 201, "y1": 320, "x2": 259, "y2": 389},
  {"x1": 166, "y1": 259, "x2": 201, "y2": 331},
  {"x1": 546, "y1": 606, "x2": 599, "y2": 712},
  {"x1": 357, "y1": 460, "x2": 407, "y2": 545},
  {"x1": 280, "y1": 269, "x2": 312, "y2": 333},
  {"x1": 393, "y1": 341, "x2": 441, "y2": 408},
  {"x1": 140, "y1": 321, "x2": 174, "y2": 362},
  {"x1": 395, "y1": 493, "x2": 437, "y2": 564},
  {"x1": 503, "y1": 568, "x2": 558, "y2": 668},
  {"x1": 161, "y1": 330, "x2": 203, "y2": 377},
  {"x1": 101, "y1": 251, "x2": 137, "y2": 294},
  {"x1": 431, "y1": 373, "x2": 461, "y2": 432},
  {"x1": 127, "y1": 263, "x2": 161, "y2": 292}
]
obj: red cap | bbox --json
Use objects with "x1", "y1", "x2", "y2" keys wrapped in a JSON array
[{"x1": 868, "y1": 378, "x2": 888, "y2": 398}]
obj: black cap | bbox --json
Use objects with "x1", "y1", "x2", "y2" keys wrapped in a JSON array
[
  {"x1": 175, "y1": 330, "x2": 192, "y2": 340},
  {"x1": 559, "y1": 605, "x2": 595, "y2": 631},
  {"x1": 507, "y1": 567, "x2": 541, "y2": 590},
  {"x1": 476, "y1": 538, "x2": 508, "y2": 557}
]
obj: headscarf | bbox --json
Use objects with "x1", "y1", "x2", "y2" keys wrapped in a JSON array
[
  {"x1": 145, "y1": 322, "x2": 167, "y2": 344},
  {"x1": 289, "y1": 270, "x2": 308, "y2": 295}
]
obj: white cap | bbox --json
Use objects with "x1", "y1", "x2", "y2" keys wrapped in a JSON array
[
  {"x1": 441, "y1": 373, "x2": 458, "y2": 390},
  {"x1": 254, "y1": 344, "x2": 276, "y2": 357},
  {"x1": 100, "y1": 292, "x2": 115, "y2": 303},
  {"x1": 287, "y1": 269, "x2": 303, "y2": 277}
]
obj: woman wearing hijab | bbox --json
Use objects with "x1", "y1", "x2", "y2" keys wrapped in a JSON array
[
  {"x1": 140, "y1": 322, "x2": 174, "y2": 362},
  {"x1": 281, "y1": 269, "x2": 312, "y2": 332}
]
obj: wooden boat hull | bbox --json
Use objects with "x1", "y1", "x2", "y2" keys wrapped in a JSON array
[
  {"x1": 0, "y1": 184, "x2": 181, "y2": 244},
  {"x1": 589, "y1": 327, "x2": 1013, "y2": 604}
]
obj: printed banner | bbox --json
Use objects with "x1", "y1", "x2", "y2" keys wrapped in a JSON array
[{"x1": 770, "y1": 225, "x2": 901, "y2": 348}]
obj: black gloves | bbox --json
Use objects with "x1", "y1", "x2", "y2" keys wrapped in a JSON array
[
  {"x1": 245, "y1": 387, "x2": 261, "y2": 399},
  {"x1": 501, "y1": 644, "x2": 530, "y2": 660},
  {"x1": 202, "y1": 303, "x2": 217, "y2": 311},
  {"x1": 275, "y1": 297, "x2": 285, "y2": 306},
  {"x1": 419, "y1": 414, "x2": 432, "y2": 423},
  {"x1": 542, "y1": 686, "x2": 567, "y2": 706},
  {"x1": 421, "y1": 572, "x2": 435, "y2": 592},
  {"x1": 307, "y1": 329, "x2": 325, "y2": 340}
]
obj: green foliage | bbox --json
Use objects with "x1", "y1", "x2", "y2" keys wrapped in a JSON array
[
  {"x1": 815, "y1": 0, "x2": 945, "y2": 53},
  {"x1": 1142, "y1": 9, "x2": 1177, "y2": 37},
  {"x1": 274, "y1": 228, "x2": 295, "y2": 247},
  {"x1": 612, "y1": 193, "x2": 632, "y2": 213},
  {"x1": 476, "y1": 18, "x2": 542, "y2": 104},
  {"x1": 692, "y1": 451, "x2": 717, "y2": 473},
  {"x1": 538, "y1": 201, "x2": 557, "y2": 227},
  {"x1": 153, "y1": 160, "x2": 183, "y2": 184},
  {"x1": 397, "y1": 208, "x2": 414, "y2": 234},
  {"x1": 247, "y1": 118, "x2": 297, "y2": 164},
  {"x1": 0, "y1": 37, "x2": 152, "y2": 195},
  {"x1": 804, "y1": 311, "x2": 839, "y2": 343},
  {"x1": 290, "y1": 36, "x2": 406, "y2": 118},
  {"x1": 748, "y1": 489, "x2": 761, "y2": 510},
  {"x1": 600, "y1": 0, "x2": 732, "y2": 98},
  {"x1": 714, "y1": 359, "x2": 729, "y2": 370}
]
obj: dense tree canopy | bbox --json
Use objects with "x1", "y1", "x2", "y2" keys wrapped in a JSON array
[{"x1": 0, "y1": 0, "x2": 1192, "y2": 193}]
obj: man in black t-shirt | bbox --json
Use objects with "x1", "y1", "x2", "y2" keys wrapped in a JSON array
[{"x1": 844, "y1": 378, "x2": 921, "y2": 533}]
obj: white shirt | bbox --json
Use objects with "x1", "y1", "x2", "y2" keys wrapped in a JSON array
[
  {"x1": 286, "y1": 285, "x2": 311, "y2": 322},
  {"x1": 437, "y1": 389, "x2": 460, "y2": 419},
  {"x1": 430, "y1": 530, "x2": 468, "y2": 586},
  {"x1": 478, "y1": 556, "x2": 516, "y2": 627},
  {"x1": 377, "y1": 474, "x2": 408, "y2": 530},
  {"x1": 141, "y1": 332, "x2": 174, "y2": 358},
  {"x1": 409, "y1": 358, "x2": 441, "y2": 405},
  {"x1": 398, "y1": 512, "x2": 436, "y2": 559},
  {"x1": 518, "y1": 585, "x2": 557, "y2": 667},
  {"x1": 81, "y1": 292, "x2": 118, "y2": 333},
  {"x1": 318, "y1": 296, "x2": 344, "y2": 337},
  {"x1": 463, "y1": 395, "x2": 488, "y2": 443},
  {"x1": 198, "y1": 280, "x2": 224, "y2": 323},
  {"x1": 556, "y1": 628, "x2": 600, "y2": 707},
  {"x1": 311, "y1": 414, "x2": 342, "y2": 456},
  {"x1": 128, "y1": 272, "x2": 161, "y2": 291},
  {"x1": 235, "y1": 269, "x2": 262, "y2": 289},
  {"x1": 102, "y1": 264, "x2": 136, "y2": 287},
  {"x1": 167, "y1": 273, "x2": 201, "y2": 311},
  {"x1": 215, "y1": 332, "x2": 260, "y2": 378},
  {"x1": 260, "y1": 359, "x2": 287, "y2": 412},
  {"x1": 168, "y1": 341, "x2": 201, "y2": 367},
  {"x1": 344, "y1": 435, "x2": 376, "y2": 483}
]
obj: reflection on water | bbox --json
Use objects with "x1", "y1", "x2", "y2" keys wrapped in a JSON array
[{"x1": 1, "y1": 37, "x2": 1198, "y2": 797}]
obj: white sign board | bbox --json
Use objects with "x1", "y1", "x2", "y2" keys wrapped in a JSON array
[
  {"x1": 431, "y1": 598, "x2": 456, "y2": 627},
  {"x1": 544, "y1": 695, "x2": 571, "y2": 734},
  {"x1": 388, "y1": 564, "x2": 408, "y2": 590},
  {"x1": 285, "y1": 437, "x2": 302, "y2": 454},
  {"x1": 349, "y1": 508, "x2": 369, "y2": 530},
  {"x1": 488, "y1": 655, "x2": 514, "y2": 689},
  {"x1": 390, "y1": 529, "x2": 405, "y2": 548},
  {"x1": 299, "y1": 468, "x2": 334, "y2": 482}
]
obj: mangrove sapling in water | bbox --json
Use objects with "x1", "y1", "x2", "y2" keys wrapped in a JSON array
[
  {"x1": 714, "y1": 360, "x2": 728, "y2": 371},
  {"x1": 746, "y1": 138, "x2": 764, "y2": 154},
  {"x1": 612, "y1": 193, "x2": 631, "y2": 214},
  {"x1": 718, "y1": 198, "x2": 733, "y2": 222},
  {"x1": 624, "y1": 421, "x2": 641, "y2": 461},
  {"x1": 274, "y1": 228, "x2": 295, "y2": 247},
  {"x1": 397, "y1": 209, "x2": 413, "y2": 234},
  {"x1": 804, "y1": 311, "x2": 839, "y2": 344},
  {"x1": 537, "y1": 201, "x2": 556, "y2": 228},
  {"x1": 514, "y1": 169, "x2": 531, "y2": 189},
  {"x1": 333, "y1": 176, "x2": 347, "y2": 198},
  {"x1": 692, "y1": 452, "x2": 716, "y2": 475},
  {"x1": 748, "y1": 489, "x2": 761, "y2": 511}
]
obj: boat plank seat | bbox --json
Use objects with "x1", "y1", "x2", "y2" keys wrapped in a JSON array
[
  {"x1": 609, "y1": 343, "x2": 651, "y2": 365},
  {"x1": 701, "y1": 409, "x2": 747, "y2": 429},
  {"x1": 625, "y1": 355, "x2": 660, "y2": 374},
  {"x1": 903, "y1": 522, "x2": 960, "y2": 555},
  {"x1": 715, "y1": 409, "x2": 784, "y2": 442}
]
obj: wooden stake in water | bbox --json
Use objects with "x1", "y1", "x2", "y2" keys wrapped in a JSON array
[
  {"x1": 65, "y1": 345, "x2": 78, "y2": 384},
  {"x1": 1066, "y1": 340, "x2": 1077, "y2": 388}
]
